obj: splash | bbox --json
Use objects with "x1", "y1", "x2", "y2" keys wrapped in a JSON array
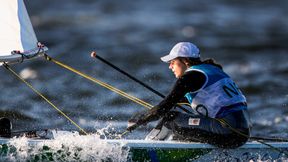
[
  {"x1": 1, "y1": 132, "x2": 129, "y2": 162},
  {"x1": 19, "y1": 68, "x2": 38, "y2": 79}
]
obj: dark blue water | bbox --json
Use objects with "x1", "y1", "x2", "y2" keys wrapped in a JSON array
[{"x1": 0, "y1": 0, "x2": 287, "y2": 139}]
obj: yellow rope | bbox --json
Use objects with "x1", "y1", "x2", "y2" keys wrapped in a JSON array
[
  {"x1": 215, "y1": 118, "x2": 288, "y2": 155},
  {"x1": 215, "y1": 118, "x2": 249, "y2": 138},
  {"x1": 3, "y1": 64, "x2": 88, "y2": 135},
  {"x1": 177, "y1": 103, "x2": 191, "y2": 107},
  {"x1": 44, "y1": 54, "x2": 153, "y2": 109}
]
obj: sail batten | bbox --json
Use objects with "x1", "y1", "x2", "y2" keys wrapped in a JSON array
[{"x1": 0, "y1": 0, "x2": 46, "y2": 64}]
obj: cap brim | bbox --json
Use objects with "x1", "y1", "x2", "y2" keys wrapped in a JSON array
[{"x1": 160, "y1": 55, "x2": 177, "y2": 63}]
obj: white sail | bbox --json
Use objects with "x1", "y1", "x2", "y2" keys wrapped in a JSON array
[{"x1": 0, "y1": 0, "x2": 47, "y2": 64}]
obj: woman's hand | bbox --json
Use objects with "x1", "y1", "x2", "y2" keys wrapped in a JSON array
[
  {"x1": 126, "y1": 106, "x2": 162, "y2": 132},
  {"x1": 126, "y1": 119, "x2": 140, "y2": 132},
  {"x1": 126, "y1": 111, "x2": 147, "y2": 132}
]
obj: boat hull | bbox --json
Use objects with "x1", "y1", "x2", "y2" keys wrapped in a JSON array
[
  {"x1": 108, "y1": 140, "x2": 288, "y2": 161},
  {"x1": 1, "y1": 138, "x2": 288, "y2": 161}
]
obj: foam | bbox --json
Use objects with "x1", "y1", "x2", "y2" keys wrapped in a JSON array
[{"x1": 3, "y1": 133, "x2": 129, "y2": 162}]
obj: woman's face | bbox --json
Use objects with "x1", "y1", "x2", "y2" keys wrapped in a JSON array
[{"x1": 169, "y1": 58, "x2": 188, "y2": 78}]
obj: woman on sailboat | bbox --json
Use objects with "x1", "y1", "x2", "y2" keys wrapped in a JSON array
[{"x1": 127, "y1": 42, "x2": 251, "y2": 148}]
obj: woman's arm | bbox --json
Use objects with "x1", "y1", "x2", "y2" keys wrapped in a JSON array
[
  {"x1": 156, "y1": 70, "x2": 206, "y2": 115},
  {"x1": 127, "y1": 70, "x2": 207, "y2": 131}
]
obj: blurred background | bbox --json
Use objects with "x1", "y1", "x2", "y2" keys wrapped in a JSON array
[{"x1": 0, "y1": 0, "x2": 287, "y2": 139}]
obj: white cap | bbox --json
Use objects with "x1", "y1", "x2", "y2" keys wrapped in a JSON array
[{"x1": 161, "y1": 42, "x2": 200, "y2": 62}]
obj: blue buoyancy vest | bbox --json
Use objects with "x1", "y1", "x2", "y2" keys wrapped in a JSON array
[{"x1": 184, "y1": 64, "x2": 247, "y2": 118}]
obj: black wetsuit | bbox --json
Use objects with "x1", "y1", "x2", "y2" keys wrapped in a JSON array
[{"x1": 138, "y1": 66, "x2": 251, "y2": 148}]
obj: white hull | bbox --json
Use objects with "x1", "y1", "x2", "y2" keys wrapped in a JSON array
[{"x1": 1, "y1": 137, "x2": 288, "y2": 161}]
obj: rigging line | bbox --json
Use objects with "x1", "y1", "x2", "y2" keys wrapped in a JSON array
[
  {"x1": 2, "y1": 64, "x2": 88, "y2": 135},
  {"x1": 44, "y1": 54, "x2": 153, "y2": 109},
  {"x1": 92, "y1": 52, "x2": 192, "y2": 114},
  {"x1": 195, "y1": 104, "x2": 288, "y2": 155},
  {"x1": 216, "y1": 118, "x2": 288, "y2": 156},
  {"x1": 177, "y1": 103, "x2": 191, "y2": 107},
  {"x1": 249, "y1": 136, "x2": 288, "y2": 142},
  {"x1": 93, "y1": 52, "x2": 166, "y2": 98},
  {"x1": 115, "y1": 130, "x2": 129, "y2": 139}
]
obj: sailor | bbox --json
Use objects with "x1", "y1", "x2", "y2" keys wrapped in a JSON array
[{"x1": 127, "y1": 42, "x2": 251, "y2": 148}]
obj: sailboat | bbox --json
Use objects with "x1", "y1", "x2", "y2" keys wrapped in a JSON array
[{"x1": 1, "y1": 0, "x2": 288, "y2": 161}]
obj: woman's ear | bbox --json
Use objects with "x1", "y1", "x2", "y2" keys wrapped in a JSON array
[{"x1": 183, "y1": 59, "x2": 190, "y2": 67}]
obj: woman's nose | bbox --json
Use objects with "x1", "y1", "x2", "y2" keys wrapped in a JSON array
[{"x1": 169, "y1": 64, "x2": 172, "y2": 69}]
